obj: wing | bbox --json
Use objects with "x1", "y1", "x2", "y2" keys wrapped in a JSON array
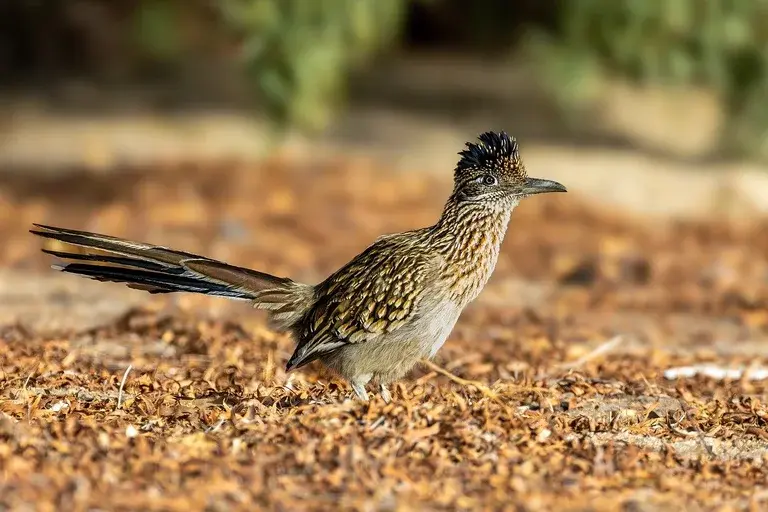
[{"x1": 285, "y1": 234, "x2": 438, "y2": 370}]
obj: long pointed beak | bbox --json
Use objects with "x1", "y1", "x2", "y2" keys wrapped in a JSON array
[{"x1": 520, "y1": 177, "x2": 567, "y2": 195}]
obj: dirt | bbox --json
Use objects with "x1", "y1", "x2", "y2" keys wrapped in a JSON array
[{"x1": 1, "y1": 156, "x2": 768, "y2": 511}]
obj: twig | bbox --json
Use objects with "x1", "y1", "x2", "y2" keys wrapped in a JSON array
[
  {"x1": 666, "y1": 412, "x2": 699, "y2": 438},
  {"x1": 421, "y1": 359, "x2": 499, "y2": 400},
  {"x1": 23, "y1": 364, "x2": 37, "y2": 423},
  {"x1": 557, "y1": 335, "x2": 623, "y2": 372},
  {"x1": 22, "y1": 369, "x2": 35, "y2": 394},
  {"x1": 422, "y1": 360, "x2": 547, "y2": 420},
  {"x1": 205, "y1": 419, "x2": 226, "y2": 433},
  {"x1": 368, "y1": 416, "x2": 387, "y2": 431},
  {"x1": 539, "y1": 336, "x2": 623, "y2": 379},
  {"x1": 423, "y1": 359, "x2": 553, "y2": 393},
  {"x1": 676, "y1": 398, "x2": 715, "y2": 459},
  {"x1": 422, "y1": 359, "x2": 512, "y2": 418},
  {"x1": 117, "y1": 364, "x2": 133, "y2": 410}
]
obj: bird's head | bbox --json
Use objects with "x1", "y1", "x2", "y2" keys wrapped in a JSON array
[{"x1": 453, "y1": 131, "x2": 566, "y2": 208}]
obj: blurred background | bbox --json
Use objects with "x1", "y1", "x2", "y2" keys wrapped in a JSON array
[
  {"x1": 3, "y1": 1, "x2": 768, "y2": 182},
  {"x1": 1, "y1": 0, "x2": 768, "y2": 329},
  {"x1": 3, "y1": 1, "x2": 768, "y2": 167}
]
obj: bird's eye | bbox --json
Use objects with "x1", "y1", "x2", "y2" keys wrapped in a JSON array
[{"x1": 481, "y1": 175, "x2": 497, "y2": 186}]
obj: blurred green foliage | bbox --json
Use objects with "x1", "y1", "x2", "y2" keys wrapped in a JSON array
[
  {"x1": 12, "y1": 0, "x2": 768, "y2": 155},
  {"x1": 131, "y1": 0, "x2": 405, "y2": 130},
  {"x1": 217, "y1": 0, "x2": 406, "y2": 130},
  {"x1": 133, "y1": 0, "x2": 185, "y2": 65},
  {"x1": 530, "y1": 0, "x2": 768, "y2": 158}
]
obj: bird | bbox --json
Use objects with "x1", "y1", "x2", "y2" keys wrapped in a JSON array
[{"x1": 30, "y1": 131, "x2": 566, "y2": 403}]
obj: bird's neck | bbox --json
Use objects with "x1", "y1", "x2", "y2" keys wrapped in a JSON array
[
  {"x1": 430, "y1": 196, "x2": 517, "y2": 303},
  {"x1": 432, "y1": 195, "x2": 516, "y2": 240}
]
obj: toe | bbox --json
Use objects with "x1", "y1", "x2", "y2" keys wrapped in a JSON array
[{"x1": 379, "y1": 385, "x2": 392, "y2": 404}]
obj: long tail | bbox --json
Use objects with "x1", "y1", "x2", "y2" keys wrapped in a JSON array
[{"x1": 30, "y1": 224, "x2": 313, "y2": 328}]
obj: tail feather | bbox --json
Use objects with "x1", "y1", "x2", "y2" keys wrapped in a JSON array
[
  {"x1": 52, "y1": 262, "x2": 255, "y2": 299},
  {"x1": 30, "y1": 224, "x2": 313, "y2": 325},
  {"x1": 42, "y1": 248, "x2": 183, "y2": 274},
  {"x1": 31, "y1": 224, "x2": 200, "y2": 267}
]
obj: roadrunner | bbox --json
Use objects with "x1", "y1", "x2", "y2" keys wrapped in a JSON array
[{"x1": 31, "y1": 131, "x2": 566, "y2": 403}]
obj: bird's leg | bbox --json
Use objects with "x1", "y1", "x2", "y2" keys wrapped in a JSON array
[
  {"x1": 350, "y1": 374, "x2": 372, "y2": 401},
  {"x1": 379, "y1": 384, "x2": 392, "y2": 404}
]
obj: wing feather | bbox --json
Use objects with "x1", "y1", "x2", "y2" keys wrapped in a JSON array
[{"x1": 286, "y1": 234, "x2": 437, "y2": 370}]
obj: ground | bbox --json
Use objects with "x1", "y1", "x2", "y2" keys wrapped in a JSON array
[{"x1": 1, "y1": 156, "x2": 768, "y2": 511}]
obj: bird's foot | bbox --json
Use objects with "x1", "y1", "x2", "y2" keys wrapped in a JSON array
[
  {"x1": 350, "y1": 379, "x2": 370, "y2": 402},
  {"x1": 379, "y1": 384, "x2": 392, "y2": 404}
]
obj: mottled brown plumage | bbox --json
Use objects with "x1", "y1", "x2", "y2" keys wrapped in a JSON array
[{"x1": 30, "y1": 131, "x2": 566, "y2": 402}]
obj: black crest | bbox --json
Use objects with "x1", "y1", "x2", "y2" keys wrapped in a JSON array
[{"x1": 456, "y1": 131, "x2": 523, "y2": 179}]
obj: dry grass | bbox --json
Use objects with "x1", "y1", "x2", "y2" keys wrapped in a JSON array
[{"x1": 1, "y1": 156, "x2": 768, "y2": 511}]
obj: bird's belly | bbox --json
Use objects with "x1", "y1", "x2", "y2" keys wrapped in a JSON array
[
  {"x1": 322, "y1": 300, "x2": 462, "y2": 385},
  {"x1": 411, "y1": 300, "x2": 462, "y2": 358}
]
